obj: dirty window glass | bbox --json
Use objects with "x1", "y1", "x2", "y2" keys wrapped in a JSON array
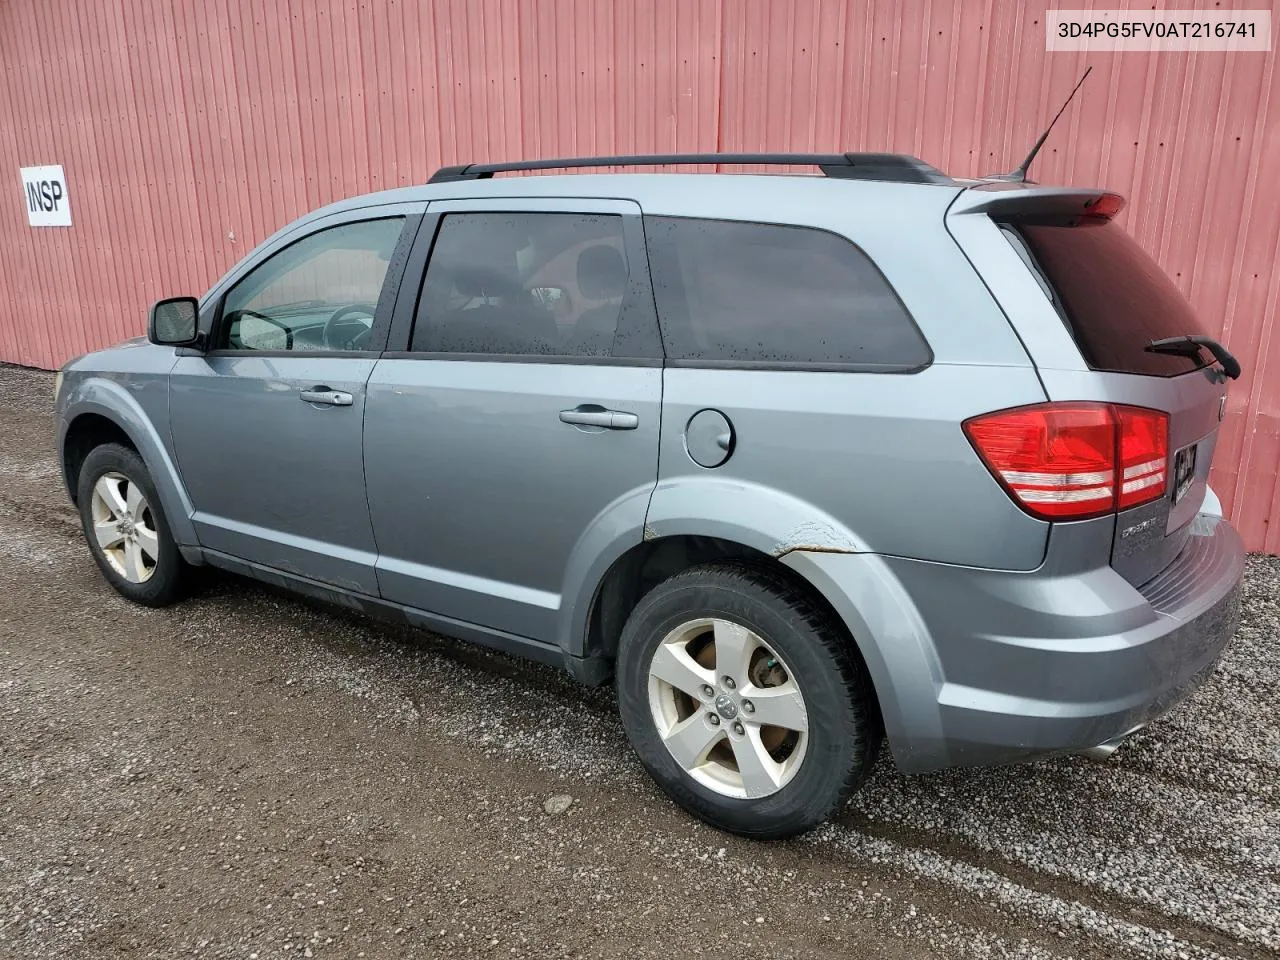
[
  {"x1": 220, "y1": 218, "x2": 404, "y2": 352},
  {"x1": 412, "y1": 212, "x2": 628, "y2": 357},
  {"x1": 644, "y1": 216, "x2": 929, "y2": 368}
]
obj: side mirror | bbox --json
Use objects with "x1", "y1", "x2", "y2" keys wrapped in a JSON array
[{"x1": 148, "y1": 296, "x2": 202, "y2": 348}]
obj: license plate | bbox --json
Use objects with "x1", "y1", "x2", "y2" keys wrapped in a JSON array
[{"x1": 1173, "y1": 443, "x2": 1198, "y2": 504}]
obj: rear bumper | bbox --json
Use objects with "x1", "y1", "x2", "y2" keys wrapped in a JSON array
[{"x1": 782, "y1": 512, "x2": 1244, "y2": 773}]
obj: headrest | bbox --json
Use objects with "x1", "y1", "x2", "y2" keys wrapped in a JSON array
[{"x1": 576, "y1": 245, "x2": 627, "y2": 300}]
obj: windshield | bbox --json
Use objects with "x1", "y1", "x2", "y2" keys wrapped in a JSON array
[{"x1": 1004, "y1": 218, "x2": 1209, "y2": 377}]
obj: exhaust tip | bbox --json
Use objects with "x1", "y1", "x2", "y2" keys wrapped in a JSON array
[
  {"x1": 1079, "y1": 724, "x2": 1146, "y2": 762},
  {"x1": 1080, "y1": 740, "x2": 1123, "y2": 761}
]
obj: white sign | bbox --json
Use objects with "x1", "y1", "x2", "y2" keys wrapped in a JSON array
[
  {"x1": 1047, "y1": 10, "x2": 1271, "y2": 51},
  {"x1": 20, "y1": 165, "x2": 71, "y2": 227}
]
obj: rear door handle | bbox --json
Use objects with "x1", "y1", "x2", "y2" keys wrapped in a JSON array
[
  {"x1": 300, "y1": 386, "x2": 354, "y2": 407},
  {"x1": 559, "y1": 406, "x2": 639, "y2": 430}
]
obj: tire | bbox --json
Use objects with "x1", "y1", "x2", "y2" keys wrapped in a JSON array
[
  {"x1": 76, "y1": 443, "x2": 189, "y2": 607},
  {"x1": 615, "y1": 561, "x2": 881, "y2": 840}
]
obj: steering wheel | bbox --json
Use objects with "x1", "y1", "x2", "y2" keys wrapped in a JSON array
[
  {"x1": 323, "y1": 303, "x2": 378, "y2": 351},
  {"x1": 225, "y1": 309, "x2": 293, "y2": 350}
]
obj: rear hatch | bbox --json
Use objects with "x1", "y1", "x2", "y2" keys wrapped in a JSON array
[{"x1": 949, "y1": 186, "x2": 1232, "y2": 587}]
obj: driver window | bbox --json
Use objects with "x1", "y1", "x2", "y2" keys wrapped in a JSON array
[{"x1": 219, "y1": 217, "x2": 405, "y2": 352}]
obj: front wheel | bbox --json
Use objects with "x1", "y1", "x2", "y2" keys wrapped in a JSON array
[
  {"x1": 615, "y1": 562, "x2": 880, "y2": 839},
  {"x1": 76, "y1": 443, "x2": 189, "y2": 607}
]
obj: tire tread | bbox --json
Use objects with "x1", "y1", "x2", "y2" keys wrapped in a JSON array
[{"x1": 617, "y1": 559, "x2": 881, "y2": 839}]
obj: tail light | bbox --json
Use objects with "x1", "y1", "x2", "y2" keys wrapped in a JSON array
[
  {"x1": 1115, "y1": 407, "x2": 1168, "y2": 510},
  {"x1": 964, "y1": 402, "x2": 1168, "y2": 521}
]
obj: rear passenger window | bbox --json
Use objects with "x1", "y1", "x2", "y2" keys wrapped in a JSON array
[
  {"x1": 413, "y1": 212, "x2": 630, "y2": 357},
  {"x1": 644, "y1": 217, "x2": 929, "y2": 369}
]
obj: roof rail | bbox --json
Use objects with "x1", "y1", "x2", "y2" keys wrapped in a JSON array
[{"x1": 427, "y1": 153, "x2": 952, "y2": 185}]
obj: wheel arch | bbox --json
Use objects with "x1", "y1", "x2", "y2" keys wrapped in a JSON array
[
  {"x1": 572, "y1": 533, "x2": 887, "y2": 734},
  {"x1": 778, "y1": 549, "x2": 945, "y2": 771},
  {"x1": 62, "y1": 413, "x2": 137, "y2": 503},
  {"x1": 59, "y1": 378, "x2": 199, "y2": 548},
  {"x1": 560, "y1": 478, "x2": 871, "y2": 667}
]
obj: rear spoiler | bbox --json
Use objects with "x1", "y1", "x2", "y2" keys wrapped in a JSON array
[{"x1": 947, "y1": 184, "x2": 1124, "y2": 222}]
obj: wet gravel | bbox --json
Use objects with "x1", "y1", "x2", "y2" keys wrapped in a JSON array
[{"x1": 1, "y1": 362, "x2": 1277, "y2": 959}]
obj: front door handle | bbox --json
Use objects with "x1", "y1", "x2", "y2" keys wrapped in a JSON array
[
  {"x1": 559, "y1": 406, "x2": 639, "y2": 430},
  {"x1": 300, "y1": 386, "x2": 354, "y2": 407}
]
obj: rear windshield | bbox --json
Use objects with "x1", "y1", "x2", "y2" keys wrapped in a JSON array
[{"x1": 1004, "y1": 219, "x2": 1208, "y2": 377}]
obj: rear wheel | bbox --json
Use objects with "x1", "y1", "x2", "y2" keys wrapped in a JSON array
[
  {"x1": 615, "y1": 561, "x2": 880, "y2": 839},
  {"x1": 76, "y1": 443, "x2": 188, "y2": 607}
]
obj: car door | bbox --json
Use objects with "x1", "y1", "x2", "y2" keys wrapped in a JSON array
[
  {"x1": 169, "y1": 206, "x2": 423, "y2": 594},
  {"x1": 364, "y1": 198, "x2": 664, "y2": 643}
]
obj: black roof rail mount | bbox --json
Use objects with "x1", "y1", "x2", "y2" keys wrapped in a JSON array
[{"x1": 427, "y1": 153, "x2": 952, "y2": 186}]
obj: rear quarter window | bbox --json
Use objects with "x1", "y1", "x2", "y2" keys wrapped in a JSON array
[
  {"x1": 1005, "y1": 219, "x2": 1208, "y2": 377},
  {"x1": 644, "y1": 216, "x2": 930, "y2": 370}
]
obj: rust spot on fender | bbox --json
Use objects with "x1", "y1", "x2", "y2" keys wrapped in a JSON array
[
  {"x1": 773, "y1": 543, "x2": 861, "y2": 558},
  {"x1": 771, "y1": 521, "x2": 861, "y2": 558}
]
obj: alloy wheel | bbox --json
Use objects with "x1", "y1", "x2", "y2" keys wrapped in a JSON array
[
  {"x1": 89, "y1": 471, "x2": 159, "y2": 583},
  {"x1": 647, "y1": 617, "x2": 809, "y2": 799}
]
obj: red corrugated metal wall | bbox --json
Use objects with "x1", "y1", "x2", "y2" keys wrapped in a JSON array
[{"x1": 1, "y1": 0, "x2": 1278, "y2": 549}]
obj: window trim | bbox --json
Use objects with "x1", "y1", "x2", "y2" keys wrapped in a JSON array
[
  {"x1": 386, "y1": 204, "x2": 665, "y2": 364},
  {"x1": 998, "y1": 225, "x2": 1057, "y2": 304},
  {"x1": 204, "y1": 212, "x2": 422, "y2": 358},
  {"x1": 379, "y1": 350, "x2": 662, "y2": 367},
  {"x1": 640, "y1": 213, "x2": 934, "y2": 374},
  {"x1": 664, "y1": 356, "x2": 930, "y2": 374}
]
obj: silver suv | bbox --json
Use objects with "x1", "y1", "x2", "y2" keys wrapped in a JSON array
[{"x1": 55, "y1": 153, "x2": 1244, "y2": 838}]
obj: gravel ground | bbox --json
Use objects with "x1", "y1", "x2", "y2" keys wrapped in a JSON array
[{"x1": 0, "y1": 362, "x2": 1277, "y2": 960}]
